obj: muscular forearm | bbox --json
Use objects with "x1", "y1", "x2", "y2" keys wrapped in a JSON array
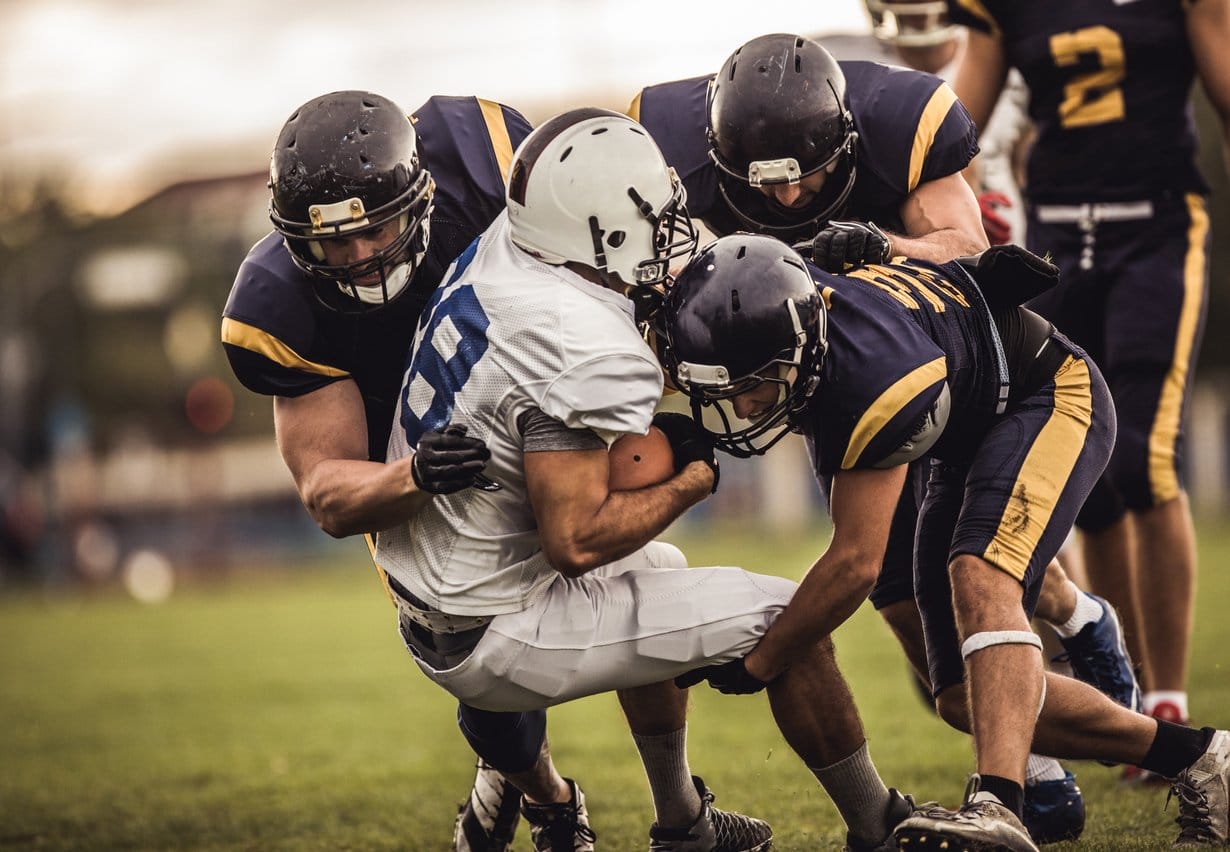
[
  {"x1": 887, "y1": 226, "x2": 988, "y2": 264},
  {"x1": 547, "y1": 462, "x2": 712, "y2": 577},
  {"x1": 744, "y1": 550, "x2": 878, "y2": 681},
  {"x1": 299, "y1": 456, "x2": 430, "y2": 538}
]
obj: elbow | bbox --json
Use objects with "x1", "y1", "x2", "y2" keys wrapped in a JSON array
[
  {"x1": 961, "y1": 225, "x2": 990, "y2": 253},
  {"x1": 311, "y1": 508, "x2": 353, "y2": 540},
  {"x1": 302, "y1": 490, "x2": 356, "y2": 539},
  {"x1": 544, "y1": 544, "x2": 599, "y2": 578},
  {"x1": 541, "y1": 533, "x2": 604, "y2": 578}
]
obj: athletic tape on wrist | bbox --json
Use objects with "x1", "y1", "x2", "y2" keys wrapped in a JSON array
[{"x1": 960, "y1": 630, "x2": 1043, "y2": 659}]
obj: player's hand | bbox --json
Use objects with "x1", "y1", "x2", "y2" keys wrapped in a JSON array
[
  {"x1": 651, "y1": 412, "x2": 720, "y2": 493},
  {"x1": 977, "y1": 191, "x2": 1013, "y2": 245},
  {"x1": 803, "y1": 220, "x2": 892, "y2": 272},
  {"x1": 674, "y1": 657, "x2": 771, "y2": 695},
  {"x1": 411, "y1": 424, "x2": 493, "y2": 494}
]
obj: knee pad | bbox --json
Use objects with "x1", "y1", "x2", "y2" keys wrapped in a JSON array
[
  {"x1": 961, "y1": 631, "x2": 1047, "y2": 718},
  {"x1": 961, "y1": 630, "x2": 1043, "y2": 659},
  {"x1": 456, "y1": 704, "x2": 547, "y2": 775}
]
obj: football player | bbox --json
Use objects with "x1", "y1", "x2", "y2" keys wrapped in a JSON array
[
  {"x1": 629, "y1": 32, "x2": 987, "y2": 269},
  {"x1": 855, "y1": 5, "x2": 1098, "y2": 842},
  {"x1": 860, "y1": 0, "x2": 1032, "y2": 246},
  {"x1": 376, "y1": 108, "x2": 930, "y2": 852},
  {"x1": 628, "y1": 32, "x2": 982, "y2": 706},
  {"x1": 946, "y1": 0, "x2": 1230, "y2": 772},
  {"x1": 631, "y1": 35, "x2": 1138, "y2": 844},
  {"x1": 660, "y1": 234, "x2": 1230, "y2": 850},
  {"x1": 220, "y1": 90, "x2": 537, "y2": 851}
]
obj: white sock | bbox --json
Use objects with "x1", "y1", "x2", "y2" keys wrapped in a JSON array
[
  {"x1": 632, "y1": 727, "x2": 702, "y2": 829},
  {"x1": 1143, "y1": 690, "x2": 1189, "y2": 720},
  {"x1": 811, "y1": 742, "x2": 893, "y2": 845},
  {"x1": 1025, "y1": 754, "x2": 1067, "y2": 784},
  {"x1": 1052, "y1": 591, "x2": 1104, "y2": 638}
]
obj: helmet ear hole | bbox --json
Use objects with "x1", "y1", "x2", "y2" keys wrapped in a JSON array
[{"x1": 608, "y1": 231, "x2": 626, "y2": 248}]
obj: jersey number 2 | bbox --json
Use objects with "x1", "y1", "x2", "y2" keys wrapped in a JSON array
[{"x1": 1050, "y1": 26, "x2": 1127, "y2": 129}]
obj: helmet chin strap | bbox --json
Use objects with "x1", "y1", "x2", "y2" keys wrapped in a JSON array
[
  {"x1": 340, "y1": 213, "x2": 426, "y2": 306},
  {"x1": 346, "y1": 262, "x2": 412, "y2": 305}
]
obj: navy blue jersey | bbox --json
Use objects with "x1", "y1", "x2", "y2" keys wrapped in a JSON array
[
  {"x1": 221, "y1": 97, "x2": 531, "y2": 461},
  {"x1": 947, "y1": 0, "x2": 1207, "y2": 203},
  {"x1": 803, "y1": 259, "x2": 1005, "y2": 475},
  {"x1": 629, "y1": 61, "x2": 977, "y2": 239}
]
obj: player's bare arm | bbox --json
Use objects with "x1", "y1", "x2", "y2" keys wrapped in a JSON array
[
  {"x1": 744, "y1": 464, "x2": 907, "y2": 682},
  {"x1": 1188, "y1": 0, "x2": 1230, "y2": 166},
  {"x1": 952, "y1": 29, "x2": 1009, "y2": 132},
  {"x1": 274, "y1": 379, "x2": 427, "y2": 538},
  {"x1": 524, "y1": 445, "x2": 712, "y2": 578},
  {"x1": 952, "y1": 28, "x2": 1011, "y2": 205},
  {"x1": 892, "y1": 171, "x2": 990, "y2": 261}
]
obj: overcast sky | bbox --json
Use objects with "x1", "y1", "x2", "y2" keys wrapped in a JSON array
[{"x1": 0, "y1": 0, "x2": 870, "y2": 213}]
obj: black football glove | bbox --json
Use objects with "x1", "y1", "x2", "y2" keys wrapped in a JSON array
[
  {"x1": 411, "y1": 424, "x2": 493, "y2": 495},
  {"x1": 802, "y1": 220, "x2": 893, "y2": 272},
  {"x1": 674, "y1": 658, "x2": 772, "y2": 695},
  {"x1": 651, "y1": 412, "x2": 720, "y2": 493}
]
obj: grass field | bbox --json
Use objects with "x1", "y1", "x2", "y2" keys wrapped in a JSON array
[{"x1": 2, "y1": 519, "x2": 1228, "y2": 851}]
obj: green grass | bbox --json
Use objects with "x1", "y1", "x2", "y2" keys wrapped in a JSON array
[{"x1": 2, "y1": 519, "x2": 1228, "y2": 851}]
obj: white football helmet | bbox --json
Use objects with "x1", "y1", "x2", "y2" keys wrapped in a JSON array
[
  {"x1": 865, "y1": 0, "x2": 957, "y2": 47},
  {"x1": 506, "y1": 108, "x2": 698, "y2": 289}
]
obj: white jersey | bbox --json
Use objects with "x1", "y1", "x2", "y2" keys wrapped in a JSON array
[{"x1": 376, "y1": 211, "x2": 664, "y2": 616}]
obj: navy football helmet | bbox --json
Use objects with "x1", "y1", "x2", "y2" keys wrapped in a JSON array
[
  {"x1": 269, "y1": 90, "x2": 434, "y2": 313},
  {"x1": 662, "y1": 234, "x2": 827, "y2": 457},
  {"x1": 707, "y1": 34, "x2": 858, "y2": 242}
]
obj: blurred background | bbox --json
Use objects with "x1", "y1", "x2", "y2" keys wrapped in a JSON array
[{"x1": 1, "y1": 0, "x2": 1228, "y2": 597}]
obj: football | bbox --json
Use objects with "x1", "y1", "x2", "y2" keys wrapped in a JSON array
[{"x1": 608, "y1": 427, "x2": 675, "y2": 491}]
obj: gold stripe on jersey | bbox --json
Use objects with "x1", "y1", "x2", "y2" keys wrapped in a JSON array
[
  {"x1": 365, "y1": 533, "x2": 398, "y2": 607},
  {"x1": 985, "y1": 355, "x2": 1092, "y2": 580},
  {"x1": 952, "y1": 0, "x2": 1002, "y2": 37},
  {"x1": 843, "y1": 356, "x2": 947, "y2": 469},
  {"x1": 908, "y1": 84, "x2": 959, "y2": 193},
  {"x1": 1147, "y1": 193, "x2": 1208, "y2": 503},
  {"x1": 478, "y1": 99, "x2": 515, "y2": 182},
  {"x1": 627, "y1": 91, "x2": 643, "y2": 121},
  {"x1": 220, "y1": 317, "x2": 349, "y2": 379}
]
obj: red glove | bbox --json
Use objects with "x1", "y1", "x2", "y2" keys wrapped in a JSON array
[{"x1": 978, "y1": 190, "x2": 1014, "y2": 245}]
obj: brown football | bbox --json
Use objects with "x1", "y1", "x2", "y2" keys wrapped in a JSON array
[{"x1": 608, "y1": 426, "x2": 676, "y2": 491}]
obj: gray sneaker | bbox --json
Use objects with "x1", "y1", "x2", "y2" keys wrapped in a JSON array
[
  {"x1": 521, "y1": 778, "x2": 597, "y2": 852},
  {"x1": 844, "y1": 789, "x2": 948, "y2": 852},
  {"x1": 454, "y1": 759, "x2": 522, "y2": 852},
  {"x1": 1172, "y1": 729, "x2": 1230, "y2": 846},
  {"x1": 894, "y1": 775, "x2": 1039, "y2": 852},
  {"x1": 648, "y1": 776, "x2": 773, "y2": 851}
]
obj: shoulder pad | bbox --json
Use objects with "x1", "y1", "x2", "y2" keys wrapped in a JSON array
[{"x1": 873, "y1": 381, "x2": 950, "y2": 468}]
